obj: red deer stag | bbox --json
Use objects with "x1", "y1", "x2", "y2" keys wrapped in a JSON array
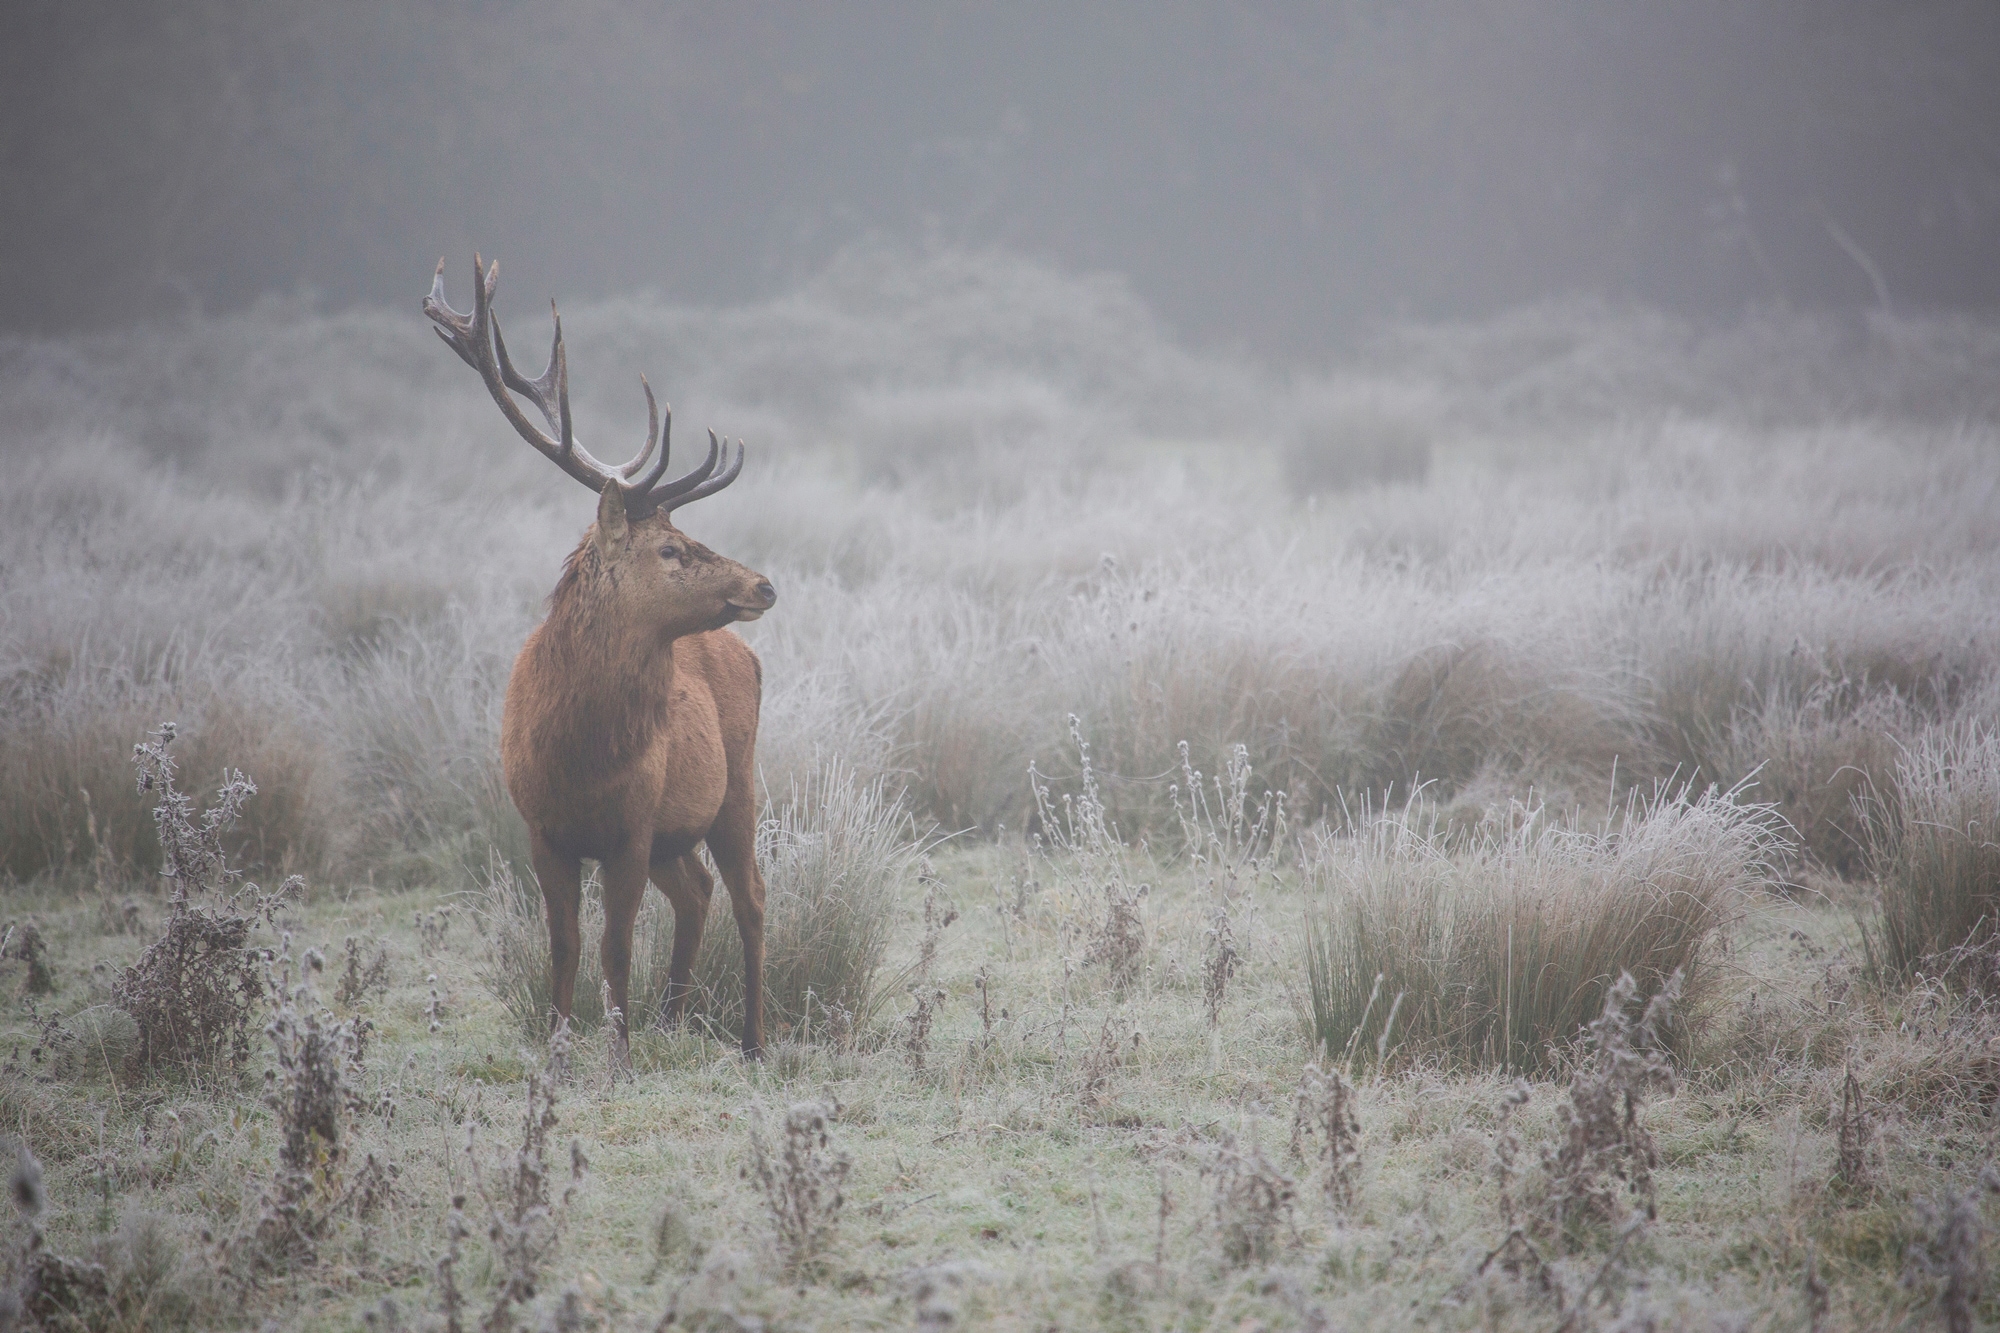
[{"x1": 424, "y1": 255, "x2": 777, "y2": 1063}]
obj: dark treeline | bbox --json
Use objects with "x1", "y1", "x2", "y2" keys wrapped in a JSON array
[{"x1": 4, "y1": 1, "x2": 1997, "y2": 355}]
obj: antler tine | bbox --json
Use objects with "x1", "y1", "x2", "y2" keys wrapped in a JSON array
[
  {"x1": 620, "y1": 376, "x2": 669, "y2": 485},
  {"x1": 630, "y1": 428, "x2": 722, "y2": 516},
  {"x1": 423, "y1": 257, "x2": 481, "y2": 370},
  {"x1": 492, "y1": 299, "x2": 571, "y2": 449},
  {"x1": 659, "y1": 436, "x2": 745, "y2": 514}
]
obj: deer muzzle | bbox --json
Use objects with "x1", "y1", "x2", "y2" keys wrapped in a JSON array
[{"x1": 728, "y1": 580, "x2": 777, "y2": 621}]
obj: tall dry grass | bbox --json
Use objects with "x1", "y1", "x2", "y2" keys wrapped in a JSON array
[
  {"x1": 1864, "y1": 727, "x2": 2000, "y2": 987},
  {"x1": 1302, "y1": 782, "x2": 1783, "y2": 1072},
  {"x1": 2, "y1": 253, "x2": 1999, "y2": 892}
]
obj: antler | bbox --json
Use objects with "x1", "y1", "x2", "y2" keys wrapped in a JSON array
[{"x1": 423, "y1": 255, "x2": 744, "y2": 518}]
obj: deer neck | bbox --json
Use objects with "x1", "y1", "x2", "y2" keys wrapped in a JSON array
[{"x1": 531, "y1": 596, "x2": 679, "y2": 779}]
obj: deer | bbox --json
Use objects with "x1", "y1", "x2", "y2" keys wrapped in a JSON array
[{"x1": 424, "y1": 255, "x2": 777, "y2": 1064}]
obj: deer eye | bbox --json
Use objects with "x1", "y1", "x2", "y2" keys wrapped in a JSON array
[{"x1": 658, "y1": 544, "x2": 682, "y2": 563}]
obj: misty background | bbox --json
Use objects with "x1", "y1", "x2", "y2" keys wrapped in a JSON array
[
  {"x1": 4, "y1": 1, "x2": 2000, "y2": 892},
  {"x1": 6, "y1": 1, "x2": 2000, "y2": 352}
]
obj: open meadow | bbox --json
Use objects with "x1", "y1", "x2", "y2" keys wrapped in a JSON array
[{"x1": 3, "y1": 251, "x2": 2000, "y2": 1330}]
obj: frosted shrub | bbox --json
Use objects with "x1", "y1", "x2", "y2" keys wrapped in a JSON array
[{"x1": 112, "y1": 726, "x2": 297, "y2": 1077}]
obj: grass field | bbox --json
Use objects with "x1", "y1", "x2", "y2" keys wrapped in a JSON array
[{"x1": 3, "y1": 251, "x2": 2000, "y2": 1329}]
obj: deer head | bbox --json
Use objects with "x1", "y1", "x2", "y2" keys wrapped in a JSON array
[{"x1": 425, "y1": 255, "x2": 775, "y2": 636}]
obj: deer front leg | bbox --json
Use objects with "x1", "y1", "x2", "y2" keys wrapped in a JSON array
[
  {"x1": 531, "y1": 833, "x2": 584, "y2": 1077},
  {"x1": 599, "y1": 841, "x2": 652, "y2": 1072}
]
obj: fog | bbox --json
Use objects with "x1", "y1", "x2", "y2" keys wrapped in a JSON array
[
  {"x1": 7, "y1": 4, "x2": 2000, "y2": 884},
  {"x1": 6, "y1": 2, "x2": 1999, "y2": 352},
  {"x1": 9, "y1": 16, "x2": 2000, "y2": 1324}
]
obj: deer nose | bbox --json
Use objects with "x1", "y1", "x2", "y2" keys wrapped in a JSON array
[{"x1": 754, "y1": 580, "x2": 776, "y2": 606}]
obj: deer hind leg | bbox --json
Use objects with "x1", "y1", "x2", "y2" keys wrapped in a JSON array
[
  {"x1": 705, "y1": 805, "x2": 768, "y2": 1058},
  {"x1": 530, "y1": 833, "x2": 584, "y2": 1071},
  {"x1": 598, "y1": 841, "x2": 652, "y2": 1071},
  {"x1": 652, "y1": 852, "x2": 714, "y2": 1030}
]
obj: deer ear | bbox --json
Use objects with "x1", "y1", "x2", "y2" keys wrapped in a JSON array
[{"x1": 593, "y1": 485, "x2": 629, "y2": 561}]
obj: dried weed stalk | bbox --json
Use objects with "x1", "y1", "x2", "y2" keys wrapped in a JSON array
[
  {"x1": 3, "y1": 1003, "x2": 72, "y2": 1083},
  {"x1": 1202, "y1": 894, "x2": 1240, "y2": 1031},
  {"x1": 1, "y1": 1143, "x2": 54, "y2": 1309},
  {"x1": 1199, "y1": 1132, "x2": 1296, "y2": 1266},
  {"x1": 1805, "y1": 1242, "x2": 1829, "y2": 1333},
  {"x1": 1173, "y1": 741, "x2": 1286, "y2": 875},
  {"x1": 1077, "y1": 1014, "x2": 1139, "y2": 1112},
  {"x1": 902, "y1": 987, "x2": 947, "y2": 1075},
  {"x1": 137, "y1": 723, "x2": 250, "y2": 896},
  {"x1": 1834, "y1": 1064, "x2": 1871, "y2": 1197},
  {"x1": 974, "y1": 967, "x2": 995, "y2": 1052},
  {"x1": 1033, "y1": 718, "x2": 1150, "y2": 993},
  {"x1": 247, "y1": 944, "x2": 369, "y2": 1271},
  {"x1": 112, "y1": 725, "x2": 294, "y2": 1077},
  {"x1": 417, "y1": 907, "x2": 453, "y2": 956},
  {"x1": 1084, "y1": 879, "x2": 1148, "y2": 993},
  {"x1": 426, "y1": 974, "x2": 448, "y2": 1034},
  {"x1": 1478, "y1": 1079, "x2": 1563, "y2": 1305},
  {"x1": 1491, "y1": 1081, "x2": 1532, "y2": 1234},
  {"x1": 1, "y1": 1144, "x2": 102, "y2": 1329},
  {"x1": 745, "y1": 1100, "x2": 850, "y2": 1279},
  {"x1": 1178, "y1": 741, "x2": 1283, "y2": 1028},
  {"x1": 915, "y1": 862, "x2": 957, "y2": 978},
  {"x1": 1289, "y1": 1063, "x2": 1362, "y2": 1213},
  {"x1": 899, "y1": 875, "x2": 957, "y2": 1074},
  {"x1": 435, "y1": 1194, "x2": 472, "y2": 1333},
  {"x1": 463, "y1": 1023, "x2": 588, "y2": 1332},
  {"x1": 336, "y1": 935, "x2": 392, "y2": 1009},
  {"x1": 1541, "y1": 971, "x2": 1680, "y2": 1246}
]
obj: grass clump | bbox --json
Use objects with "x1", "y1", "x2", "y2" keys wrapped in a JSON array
[
  {"x1": 1304, "y1": 783, "x2": 1774, "y2": 1072},
  {"x1": 482, "y1": 757, "x2": 917, "y2": 1042},
  {"x1": 697, "y1": 759, "x2": 921, "y2": 1039},
  {"x1": 1713, "y1": 680, "x2": 1912, "y2": 877},
  {"x1": 1864, "y1": 726, "x2": 2000, "y2": 988}
]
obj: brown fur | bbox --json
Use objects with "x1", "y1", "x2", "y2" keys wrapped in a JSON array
[{"x1": 502, "y1": 490, "x2": 776, "y2": 1059}]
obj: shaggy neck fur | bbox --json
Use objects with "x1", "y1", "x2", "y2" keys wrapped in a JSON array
[{"x1": 527, "y1": 537, "x2": 676, "y2": 779}]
